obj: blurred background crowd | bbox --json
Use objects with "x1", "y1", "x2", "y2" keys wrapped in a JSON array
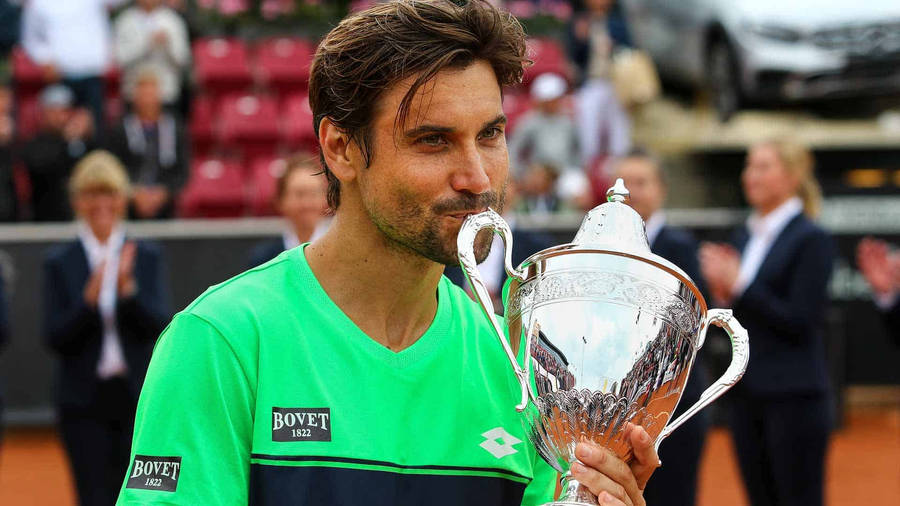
[{"x1": 0, "y1": 0, "x2": 897, "y2": 505}]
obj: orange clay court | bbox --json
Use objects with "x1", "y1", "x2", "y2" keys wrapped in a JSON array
[{"x1": 1, "y1": 405, "x2": 897, "y2": 505}]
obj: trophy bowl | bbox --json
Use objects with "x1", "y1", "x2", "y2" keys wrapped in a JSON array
[{"x1": 458, "y1": 180, "x2": 749, "y2": 506}]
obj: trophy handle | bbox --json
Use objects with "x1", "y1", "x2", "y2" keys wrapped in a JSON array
[
  {"x1": 655, "y1": 309, "x2": 749, "y2": 450},
  {"x1": 457, "y1": 209, "x2": 535, "y2": 412}
]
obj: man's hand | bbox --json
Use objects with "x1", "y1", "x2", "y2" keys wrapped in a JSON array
[
  {"x1": 570, "y1": 423, "x2": 660, "y2": 506},
  {"x1": 857, "y1": 237, "x2": 899, "y2": 296}
]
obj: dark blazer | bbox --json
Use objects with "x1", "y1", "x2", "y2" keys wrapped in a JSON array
[
  {"x1": 43, "y1": 239, "x2": 172, "y2": 408},
  {"x1": 883, "y1": 301, "x2": 900, "y2": 346},
  {"x1": 106, "y1": 113, "x2": 189, "y2": 194},
  {"x1": 248, "y1": 238, "x2": 286, "y2": 270},
  {"x1": 444, "y1": 228, "x2": 555, "y2": 291},
  {"x1": 731, "y1": 214, "x2": 834, "y2": 396},
  {"x1": 651, "y1": 225, "x2": 708, "y2": 406}
]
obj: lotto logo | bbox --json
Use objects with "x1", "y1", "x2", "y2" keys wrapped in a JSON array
[{"x1": 479, "y1": 427, "x2": 522, "y2": 459}]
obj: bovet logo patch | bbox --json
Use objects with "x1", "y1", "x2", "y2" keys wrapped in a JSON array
[
  {"x1": 126, "y1": 455, "x2": 182, "y2": 492},
  {"x1": 272, "y1": 407, "x2": 332, "y2": 442}
]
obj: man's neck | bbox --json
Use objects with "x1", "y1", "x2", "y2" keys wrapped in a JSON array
[{"x1": 305, "y1": 209, "x2": 444, "y2": 353}]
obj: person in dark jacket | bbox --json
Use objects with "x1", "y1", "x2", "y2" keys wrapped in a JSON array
[
  {"x1": 23, "y1": 84, "x2": 95, "y2": 221},
  {"x1": 106, "y1": 67, "x2": 188, "y2": 219},
  {"x1": 614, "y1": 148, "x2": 709, "y2": 506},
  {"x1": 701, "y1": 138, "x2": 834, "y2": 506},
  {"x1": 0, "y1": 269, "x2": 8, "y2": 445},
  {"x1": 856, "y1": 236, "x2": 900, "y2": 345},
  {"x1": 247, "y1": 153, "x2": 330, "y2": 268},
  {"x1": 43, "y1": 150, "x2": 171, "y2": 506}
]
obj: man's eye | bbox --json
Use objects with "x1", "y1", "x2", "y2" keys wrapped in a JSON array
[
  {"x1": 418, "y1": 134, "x2": 446, "y2": 146},
  {"x1": 481, "y1": 127, "x2": 503, "y2": 140}
]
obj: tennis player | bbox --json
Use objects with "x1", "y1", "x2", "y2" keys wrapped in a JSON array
[{"x1": 117, "y1": 1, "x2": 658, "y2": 504}]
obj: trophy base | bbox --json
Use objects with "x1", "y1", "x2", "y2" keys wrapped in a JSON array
[
  {"x1": 540, "y1": 472, "x2": 598, "y2": 506},
  {"x1": 541, "y1": 502, "x2": 597, "y2": 506}
]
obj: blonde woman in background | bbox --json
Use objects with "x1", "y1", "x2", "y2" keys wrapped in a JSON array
[
  {"x1": 42, "y1": 151, "x2": 172, "y2": 506},
  {"x1": 700, "y1": 139, "x2": 834, "y2": 506}
]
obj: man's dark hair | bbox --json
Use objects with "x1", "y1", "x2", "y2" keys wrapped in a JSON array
[{"x1": 308, "y1": 0, "x2": 529, "y2": 210}]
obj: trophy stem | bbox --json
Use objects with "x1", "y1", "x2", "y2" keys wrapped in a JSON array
[{"x1": 542, "y1": 471, "x2": 597, "y2": 506}]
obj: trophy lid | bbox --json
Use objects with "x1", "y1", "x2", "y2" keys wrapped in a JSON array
[{"x1": 572, "y1": 178, "x2": 651, "y2": 256}]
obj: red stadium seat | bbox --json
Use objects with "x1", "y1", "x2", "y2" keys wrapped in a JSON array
[
  {"x1": 501, "y1": 90, "x2": 532, "y2": 136},
  {"x1": 281, "y1": 93, "x2": 317, "y2": 152},
  {"x1": 188, "y1": 95, "x2": 217, "y2": 156},
  {"x1": 105, "y1": 65, "x2": 122, "y2": 99},
  {"x1": 248, "y1": 155, "x2": 287, "y2": 216},
  {"x1": 523, "y1": 37, "x2": 570, "y2": 88},
  {"x1": 15, "y1": 93, "x2": 41, "y2": 141},
  {"x1": 219, "y1": 93, "x2": 281, "y2": 161},
  {"x1": 179, "y1": 157, "x2": 247, "y2": 218},
  {"x1": 11, "y1": 47, "x2": 44, "y2": 94},
  {"x1": 255, "y1": 37, "x2": 315, "y2": 95},
  {"x1": 193, "y1": 38, "x2": 253, "y2": 97}
]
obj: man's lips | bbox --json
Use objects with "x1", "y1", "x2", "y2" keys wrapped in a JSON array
[{"x1": 446, "y1": 208, "x2": 488, "y2": 220}]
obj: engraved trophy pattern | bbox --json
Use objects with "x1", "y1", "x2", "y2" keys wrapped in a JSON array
[{"x1": 457, "y1": 180, "x2": 749, "y2": 506}]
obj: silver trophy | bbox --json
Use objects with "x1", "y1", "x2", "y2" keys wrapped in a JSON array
[{"x1": 457, "y1": 179, "x2": 749, "y2": 506}]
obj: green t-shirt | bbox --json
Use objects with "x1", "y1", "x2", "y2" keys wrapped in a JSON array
[{"x1": 117, "y1": 246, "x2": 557, "y2": 505}]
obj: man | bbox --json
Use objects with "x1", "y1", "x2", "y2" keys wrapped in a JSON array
[
  {"x1": 614, "y1": 149, "x2": 709, "y2": 506},
  {"x1": 21, "y1": 0, "x2": 124, "y2": 136},
  {"x1": 114, "y1": 0, "x2": 191, "y2": 107},
  {"x1": 247, "y1": 154, "x2": 330, "y2": 268},
  {"x1": 117, "y1": 2, "x2": 658, "y2": 505},
  {"x1": 107, "y1": 68, "x2": 188, "y2": 219},
  {"x1": 23, "y1": 84, "x2": 95, "y2": 222}
]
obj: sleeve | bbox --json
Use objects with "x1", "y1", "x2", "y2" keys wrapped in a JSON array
[
  {"x1": 116, "y1": 313, "x2": 255, "y2": 505},
  {"x1": 164, "y1": 13, "x2": 191, "y2": 68},
  {"x1": 521, "y1": 452, "x2": 558, "y2": 505},
  {"x1": 43, "y1": 255, "x2": 103, "y2": 356},
  {"x1": 20, "y1": 4, "x2": 52, "y2": 65},
  {"x1": 114, "y1": 12, "x2": 150, "y2": 67},
  {"x1": 733, "y1": 229, "x2": 835, "y2": 344},
  {"x1": 116, "y1": 244, "x2": 173, "y2": 343}
]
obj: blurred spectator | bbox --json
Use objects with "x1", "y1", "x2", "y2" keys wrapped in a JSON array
[
  {"x1": 0, "y1": 264, "x2": 8, "y2": 445},
  {"x1": 0, "y1": 83, "x2": 15, "y2": 221},
  {"x1": 613, "y1": 149, "x2": 709, "y2": 506},
  {"x1": 567, "y1": 0, "x2": 631, "y2": 164},
  {"x1": 114, "y1": 0, "x2": 191, "y2": 107},
  {"x1": 444, "y1": 181, "x2": 554, "y2": 312},
  {"x1": 856, "y1": 237, "x2": 900, "y2": 345},
  {"x1": 22, "y1": 85, "x2": 95, "y2": 222},
  {"x1": 700, "y1": 138, "x2": 833, "y2": 506},
  {"x1": 21, "y1": 0, "x2": 125, "y2": 136},
  {"x1": 0, "y1": 0, "x2": 21, "y2": 59},
  {"x1": 43, "y1": 150, "x2": 171, "y2": 506},
  {"x1": 247, "y1": 154, "x2": 329, "y2": 267},
  {"x1": 516, "y1": 163, "x2": 562, "y2": 214},
  {"x1": 508, "y1": 72, "x2": 580, "y2": 176},
  {"x1": 107, "y1": 67, "x2": 187, "y2": 219}
]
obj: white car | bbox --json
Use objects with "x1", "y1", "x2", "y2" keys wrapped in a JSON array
[{"x1": 621, "y1": 0, "x2": 900, "y2": 119}]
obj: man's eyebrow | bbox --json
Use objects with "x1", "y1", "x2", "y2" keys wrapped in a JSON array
[{"x1": 402, "y1": 114, "x2": 508, "y2": 139}]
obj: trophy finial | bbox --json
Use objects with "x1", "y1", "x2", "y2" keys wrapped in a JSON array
[{"x1": 606, "y1": 178, "x2": 630, "y2": 203}]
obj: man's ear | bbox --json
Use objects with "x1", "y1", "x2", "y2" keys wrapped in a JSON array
[{"x1": 319, "y1": 117, "x2": 361, "y2": 183}]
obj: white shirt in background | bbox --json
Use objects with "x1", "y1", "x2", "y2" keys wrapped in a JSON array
[
  {"x1": 78, "y1": 223, "x2": 129, "y2": 379},
  {"x1": 22, "y1": 0, "x2": 125, "y2": 77},
  {"x1": 732, "y1": 197, "x2": 803, "y2": 298},
  {"x1": 644, "y1": 211, "x2": 665, "y2": 247}
]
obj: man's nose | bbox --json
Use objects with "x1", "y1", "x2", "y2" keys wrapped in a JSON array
[{"x1": 450, "y1": 144, "x2": 493, "y2": 195}]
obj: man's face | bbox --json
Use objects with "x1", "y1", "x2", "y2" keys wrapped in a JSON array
[
  {"x1": 42, "y1": 105, "x2": 70, "y2": 132},
  {"x1": 74, "y1": 188, "x2": 127, "y2": 238},
  {"x1": 279, "y1": 168, "x2": 328, "y2": 232},
  {"x1": 356, "y1": 60, "x2": 507, "y2": 266},
  {"x1": 615, "y1": 157, "x2": 665, "y2": 221},
  {"x1": 134, "y1": 79, "x2": 161, "y2": 118}
]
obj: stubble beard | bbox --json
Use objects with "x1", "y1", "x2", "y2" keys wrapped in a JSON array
[{"x1": 367, "y1": 187, "x2": 505, "y2": 267}]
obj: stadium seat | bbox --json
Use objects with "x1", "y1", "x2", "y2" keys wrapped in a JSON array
[
  {"x1": 255, "y1": 37, "x2": 315, "y2": 95},
  {"x1": 501, "y1": 90, "x2": 532, "y2": 136},
  {"x1": 523, "y1": 37, "x2": 570, "y2": 88},
  {"x1": 15, "y1": 93, "x2": 41, "y2": 141},
  {"x1": 219, "y1": 93, "x2": 281, "y2": 161},
  {"x1": 188, "y1": 95, "x2": 217, "y2": 156},
  {"x1": 193, "y1": 38, "x2": 253, "y2": 98},
  {"x1": 179, "y1": 157, "x2": 247, "y2": 218},
  {"x1": 281, "y1": 93, "x2": 317, "y2": 152},
  {"x1": 247, "y1": 155, "x2": 287, "y2": 216}
]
